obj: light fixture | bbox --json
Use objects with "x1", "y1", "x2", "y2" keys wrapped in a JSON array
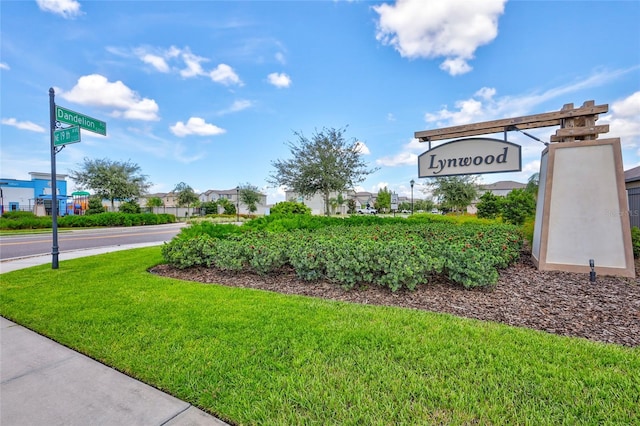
[{"x1": 410, "y1": 179, "x2": 415, "y2": 214}]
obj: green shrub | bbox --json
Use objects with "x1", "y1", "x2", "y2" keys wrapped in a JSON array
[
  {"x1": 1, "y1": 212, "x2": 175, "y2": 230},
  {"x1": 119, "y1": 200, "x2": 141, "y2": 214},
  {"x1": 270, "y1": 201, "x2": 311, "y2": 216},
  {"x1": 200, "y1": 201, "x2": 218, "y2": 215},
  {"x1": 163, "y1": 222, "x2": 523, "y2": 290},
  {"x1": 501, "y1": 189, "x2": 536, "y2": 226},
  {"x1": 1, "y1": 211, "x2": 37, "y2": 220},
  {"x1": 476, "y1": 192, "x2": 503, "y2": 220},
  {"x1": 522, "y1": 218, "x2": 535, "y2": 247},
  {"x1": 86, "y1": 197, "x2": 106, "y2": 215},
  {"x1": 632, "y1": 227, "x2": 640, "y2": 258},
  {"x1": 161, "y1": 235, "x2": 216, "y2": 269},
  {"x1": 0, "y1": 216, "x2": 52, "y2": 230},
  {"x1": 175, "y1": 222, "x2": 243, "y2": 240}
]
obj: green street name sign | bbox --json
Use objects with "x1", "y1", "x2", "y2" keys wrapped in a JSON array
[
  {"x1": 54, "y1": 125, "x2": 81, "y2": 146},
  {"x1": 55, "y1": 105, "x2": 106, "y2": 136}
]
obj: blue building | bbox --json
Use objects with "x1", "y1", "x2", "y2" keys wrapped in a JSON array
[{"x1": 0, "y1": 172, "x2": 68, "y2": 216}]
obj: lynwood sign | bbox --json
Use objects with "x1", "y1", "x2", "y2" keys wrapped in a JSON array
[{"x1": 418, "y1": 138, "x2": 521, "y2": 178}]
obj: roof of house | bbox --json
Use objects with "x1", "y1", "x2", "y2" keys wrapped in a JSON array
[
  {"x1": 624, "y1": 165, "x2": 640, "y2": 183},
  {"x1": 201, "y1": 188, "x2": 266, "y2": 196},
  {"x1": 480, "y1": 180, "x2": 526, "y2": 191}
]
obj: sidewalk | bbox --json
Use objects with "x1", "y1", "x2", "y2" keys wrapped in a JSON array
[{"x1": 1, "y1": 244, "x2": 230, "y2": 426}]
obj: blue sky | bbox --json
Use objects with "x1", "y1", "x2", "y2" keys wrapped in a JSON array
[{"x1": 1, "y1": 0, "x2": 639, "y2": 203}]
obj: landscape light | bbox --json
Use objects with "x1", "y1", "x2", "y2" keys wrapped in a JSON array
[{"x1": 410, "y1": 179, "x2": 415, "y2": 214}]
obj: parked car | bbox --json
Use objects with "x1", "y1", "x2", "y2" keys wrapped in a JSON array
[{"x1": 357, "y1": 208, "x2": 378, "y2": 214}]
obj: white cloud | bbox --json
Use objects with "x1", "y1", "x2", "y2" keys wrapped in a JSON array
[
  {"x1": 423, "y1": 68, "x2": 639, "y2": 129},
  {"x1": 475, "y1": 87, "x2": 496, "y2": 101},
  {"x1": 275, "y1": 52, "x2": 286, "y2": 64},
  {"x1": 217, "y1": 99, "x2": 253, "y2": 115},
  {"x1": 36, "y1": 0, "x2": 82, "y2": 19},
  {"x1": 374, "y1": 182, "x2": 391, "y2": 192},
  {"x1": 209, "y1": 64, "x2": 242, "y2": 86},
  {"x1": 141, "y1": 54, "x2": 170, "y2": 73},
  {"x1": 180, "y1": 50, "x2": 208, "y2": 78},
  {"x1": 60, "y1": 74, "x2": 160, "y2": 121},
  {"x1": 600, "y1": 91, "x2": 640, "y2": 149},
  {"x1": 265, "y1": 185, "x2": 287, "y2": 204},
  {"x1": 373, "y1": 0, "x2": 507, "y2": 75},
  {"x1": 130, "y1": 46, "x2": 242, "y2": 86},
  {"x1": 170, "y1": 117, "x2": 226, "y2": 137},
  {"x1": 267, "y1": 72, "x2": 292, "y2": 88},
  {"x1": 354, "y1": 141, "x2": 371, "y2": 155},
  {"x1": 439, "y1": 57, "x2": 472, "y2": 76},
  {"x1": 376, "y1": 151, "x2": 417, "y2": 167},
  {"x1": 0, "y1": 62, "x2": 9, "y2": 70},
  {"x1": 426, "y1": 97, "x2": 486, "y2": 127},
  {"x1": 376, "y1": 137, "x2": 424, "y2": 167},
  {"x1": 1, "y1": 118, "x2": 46, "y2": 132}
]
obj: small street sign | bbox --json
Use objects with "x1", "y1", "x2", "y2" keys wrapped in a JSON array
[
  {"x1": 391, "y1": 193, "x2": 398, "y2": 211},
  {"x1": 55, "y1": 105, "x2": 106, "y2": 136},
  {"x1": 54, "y1": 125, "x2": 81, "y2": 146}
]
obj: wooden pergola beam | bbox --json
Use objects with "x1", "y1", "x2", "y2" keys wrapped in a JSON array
[
  {"x1": 550, "y1": 124, "x2": 610, "y2": 142},
  {"x1": 415, "y1": 102, "x2": 608, "y2": 142}
]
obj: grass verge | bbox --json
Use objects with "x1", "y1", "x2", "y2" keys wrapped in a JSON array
[{"x1": 1, "y1": 247, "x2": 638, "y2": 425}]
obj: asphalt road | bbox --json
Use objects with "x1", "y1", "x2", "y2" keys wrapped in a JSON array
[{"x1": 0, "y1": 223, "x2": 186, "y2": 261}]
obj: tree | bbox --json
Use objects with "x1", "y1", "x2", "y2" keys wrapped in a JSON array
[
  {"x1": 217, "y1": 197, "x2": 236, "y2": 215},
  {"x1": 501, "y1": 189, "x2": 536, "y2": 225},
  {"x1": 70, "y1": 158, "x2": 151, "y2": 211},
  {"x1": 476, "y1": 192, "x2": 503, "y2": 219},
  {"x1": 119, "y1": 200, "x2": 141, "y2": 214},
  {"x1": 200, "y1": 201, "x2": 218, "y2": 215},
  {"x1": 398, "y1": 201, "x2": 411, "y2": 212},
  {"x1": 270, "y1": 201, "x2": 311, "y2": 215},
  {"x1": 146, "y1": 196, "x2": 163, "y2": 213},
  {"x1": 328, "y1": 193, "x2": 346, "y2": 215},
  {"x1": 414, "y1": 199, "x2": 435, "y2": 212},
  {"x1": 85, "y1": 197, "x2": 106, "y2": 215},
  {"x1": 375, "y1": 187, "x2": 391, "y2": 213},
  {"x1": 173, "y1": 182, "x2": 199, "y2": 217},
  {"x1": 268, "y1": 126, "x2": 379, "y2": 216},
  {"x1": 238, "y1": 183, "x2": 261, "y2": 214},
  {"x1": 173, "y1": 182, "x2": 198, "y2": 207},
  {"x1": 347, "y1": 199, "x2": 356, "y2": 214},
  {"x1": 526, "y1": 172, "x2": 540, "y2": 199},
  {"x1": 428, "y1": 175, "x2": 478, "y2": 214}
]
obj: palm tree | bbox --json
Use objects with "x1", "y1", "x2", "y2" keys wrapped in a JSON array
[{"x1": 328, "y1": 193, "x2": 346, "y2": 215}]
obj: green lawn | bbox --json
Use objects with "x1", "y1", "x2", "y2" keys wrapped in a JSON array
[{"x1": 1, "y1": 247, "x2": 638, "y2": 425}]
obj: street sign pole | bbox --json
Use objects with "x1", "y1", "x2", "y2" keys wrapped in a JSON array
[{"x1": 49, "y1": 88, "x2": 59, "y2": 269}]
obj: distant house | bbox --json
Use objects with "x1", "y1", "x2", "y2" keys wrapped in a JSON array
[
  {"x1": 467, "y1": 180, "x2": 527, "y2": 214},
  {"x1": 479, "y1": 180, "x2": 527, "y2": 196},
  {"x1": 199, "y1": 188, "x2": 267, "y2": 215},
  {"x1": 283, "y1": 190, "x2": 413, "y2": 215},
  {"x1": 624, "y1": 165, "x2": 640, "y2": 228},
  {"x1": 284, "y1": 190, "x2": 356, "y2": 215},
  {"x1": 140, "y1": 192, "x2": 177, "y2": 208}
]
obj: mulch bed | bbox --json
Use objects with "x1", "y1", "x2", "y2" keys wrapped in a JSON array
[{"x1": 150, "y1": 251, "x2": 640, "y2": 347}]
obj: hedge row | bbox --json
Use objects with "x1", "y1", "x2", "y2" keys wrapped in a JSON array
[
  {"x1": 0, "y1": 212, "x2": 176, "y2": 230},
  {"x1": 162, "y1": 223, "x2": 523, "y2": 290}
]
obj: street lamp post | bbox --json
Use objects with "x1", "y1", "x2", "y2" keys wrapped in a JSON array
[
  {"x1": 236, "y1": 186, "x2": 240, "y2": 222},
  {"x1": 410, "y1": 179, "x2": 415, "y2": 214}
]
